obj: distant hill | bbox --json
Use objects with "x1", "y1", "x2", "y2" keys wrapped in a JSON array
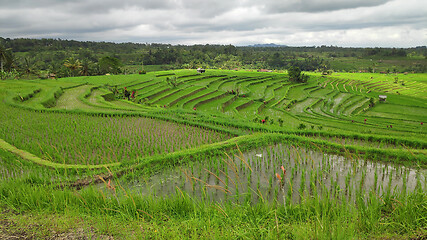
[{"x1": 247, "y1": 43, "x2": 288, "y2": 47}]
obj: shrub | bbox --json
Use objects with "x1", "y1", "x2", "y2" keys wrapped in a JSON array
[
  {"x1": 288, "y1": 66, "x2": 309, "y2": 83},
  {"x1": 278, "y1": 118, "x2": 284, "y2": 127},
  {"x1": 166, "y1": 76, "x2": 178, "y2": 88}
]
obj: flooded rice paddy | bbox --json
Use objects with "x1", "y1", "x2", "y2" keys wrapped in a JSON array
[{"x1": 117, "y1": 144, "x2": 426, "y2": 205}]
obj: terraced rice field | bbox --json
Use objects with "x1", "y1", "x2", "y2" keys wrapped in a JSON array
[
  {"x1": 3, "y1": 70, "x2": 426, "y2": 138},
  {"x1": 0, "y1": 70, "x2": 426, "y2": 239}
]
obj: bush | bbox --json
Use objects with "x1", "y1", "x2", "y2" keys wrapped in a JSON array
[
  {"x1": 288, "y1": 66, "x2": 309, "y2": 83},
  {"x1": 166, "y1": 76, "x2": 178, "y2": 88},
  {"x1": 369, "y1": 97, "x2": 375, "y2": 107},
  {"x1": 102, "y1": 93, "x2": 115, "y2": 101},
  {"x1": 278, "y1": 118, "x2": 284, "y2": 127}
]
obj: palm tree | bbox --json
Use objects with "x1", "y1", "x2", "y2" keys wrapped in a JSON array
[
  {"x1": 0, "y1": 44, "x2": 12, "y2": 72},
  {"x1": 0, "y1": 46, "x2": 16, "y2": 79},
  {"x1": 4, "y1": 54, "x2": 15, "y2": 72},
  {"x1": 79, "y1": 59, "x2": 92, "y2": 76},
  {"x1": 63, "y1": 57, "x2": 82, "y2": 77},
  {"x1": 0, "y1": 45, "x2": 6, "y2": 72},
  {"x1": 22, "y1": 57, "x2": 34, "y2": 77}
]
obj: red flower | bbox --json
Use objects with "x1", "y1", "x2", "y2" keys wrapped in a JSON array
[
  {"x1": 261, "y1": 119, "x2": 265, "y2": 123},
  {"x1": 390, "y1": 125, "x2": 392, "y2": 128},
  {"x1": 193, "y1": 107, "x2": 196, "y2": 110}
]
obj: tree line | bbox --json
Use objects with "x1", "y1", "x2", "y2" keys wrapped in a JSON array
[{"x1": 1, "y1": 37, "x2": 426, "y2": 79}]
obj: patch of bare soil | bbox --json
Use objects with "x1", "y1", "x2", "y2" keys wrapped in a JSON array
[
  {"x1": 65, "y1": 173, "x2": 114, "y2": 190},
  {"x1": 0, "y1": 210, "x2": 114, "y2": 240},
  {"x1": 50, "y1": 227, "x2": 114, "y2": 240}
]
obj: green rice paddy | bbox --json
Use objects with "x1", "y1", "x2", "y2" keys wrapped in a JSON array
[{"x1": 0, "y1": 69, "x2": 426, "y2": 239}]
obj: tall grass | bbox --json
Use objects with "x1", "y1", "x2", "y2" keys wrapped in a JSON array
[{"x1": 0, "y1": 166, "x2": 425, "y2": 239}]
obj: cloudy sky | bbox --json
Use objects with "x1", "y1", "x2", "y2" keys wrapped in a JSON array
[{"x1": 0, "y1": 0, "x2": 426, "y2": 47}]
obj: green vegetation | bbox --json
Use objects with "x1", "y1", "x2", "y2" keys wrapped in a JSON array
[
  {"x1": 0, "y1": 68, "x2": 426, "y2": 239},
  {"x1": 1, "y1": 38, "x2": 426, "y2": 81},
  {"x1": 288, "y1": 66, "x2": 309, "y2": 83}
]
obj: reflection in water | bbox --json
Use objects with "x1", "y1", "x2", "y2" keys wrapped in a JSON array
[{"x1": 126, "y1": 144, "x2": 426, "y2": 205}]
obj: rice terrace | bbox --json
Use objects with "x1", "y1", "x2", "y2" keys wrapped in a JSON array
[{"x1": 0, "y1": 64, "x2": 426, "y2": 239}]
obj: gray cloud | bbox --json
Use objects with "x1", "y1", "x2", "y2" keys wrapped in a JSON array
[
  {"x1": 253, "y1": 0, "x2": 392, "y2": 13},
  {"x1": 0, "y1": 0, "x2": 425, "y2": 47}
]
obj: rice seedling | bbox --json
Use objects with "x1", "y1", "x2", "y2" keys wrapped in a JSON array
[
  {"x1": 0, "y1": 107, "x2": 232, "y2": 165},
  {"x1": 127, "y1": 143, "x2": 424, "y2": 209}
]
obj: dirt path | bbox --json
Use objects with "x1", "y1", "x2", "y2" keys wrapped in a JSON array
[{"x1": 54, "y1": 85, "x2": 95, "y2": 110}]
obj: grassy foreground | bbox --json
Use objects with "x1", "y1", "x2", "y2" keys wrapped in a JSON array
[{"x1": 1, "y1": 195, "x2": 425, "y2": 240}]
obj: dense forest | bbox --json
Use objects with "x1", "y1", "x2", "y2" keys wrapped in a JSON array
[{"x1": 0, "y1": 37, "x2": 426, "y2": 79}]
